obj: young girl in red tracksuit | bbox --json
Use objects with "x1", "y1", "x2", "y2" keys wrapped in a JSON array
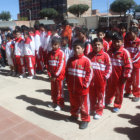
[
  {"x1": 14, "y1": 30, "x2": 25, "y2": 78},
  {"x1": 88, "y1": 38, "x2": 112, "y2": 120},
  {"x1": 105, "y1": 33, "x2": 133, "y2": 112},
  {"x1": 124, "y1": 27, "x2": 140, "y2": 102},
  {"x1": 24, "y1": 31, "x2": 35, "y2": 79},
  {"x1": 46, "y1": 37, "x2": 66, "y2": 111},
  {"x1": 66, "y1": 40, "x2": 93, "y2": 129}
]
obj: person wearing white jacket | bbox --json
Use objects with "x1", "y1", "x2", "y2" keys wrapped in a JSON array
[{"x1": 24, "y1": 31, "x2": 35, "y2": 79}]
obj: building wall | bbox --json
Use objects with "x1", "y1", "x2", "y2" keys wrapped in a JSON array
[{"x1": 67, "y1": 0, "x2": 92, "y2": 17}]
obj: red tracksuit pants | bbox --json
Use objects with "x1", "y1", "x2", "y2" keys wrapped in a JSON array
[
  {"x1": 89, "y1": 81, "x2": 106, "y2": 116},
  {"x1": 25, "y1": 55, "x2": 35, "y2": 76},
  {"x1": 69, "y1": 93, "x2": 90, "y2": 122},
  {"x1": 105, "y1": 78, "x2": 125, "y2": 109},
  {"x1": 132, "y1": 68, "x2": 140, "y2": 97},
  {"x1": 14, "y1": 55, "x2": 25, "y2": 74},
  {"x1": 35, "y1": 48, "x2": 43, "y2": 71},
  {"x1": 125, "y1": 77, "x2": 132, "y2": 94},
  {"x1": 51, "y1": 80, "x2": 64, "y2": 107}
]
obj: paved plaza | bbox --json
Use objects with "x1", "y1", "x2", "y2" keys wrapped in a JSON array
[{"x1": 0, "y1": 67, "x2": 139, "y2": 140}]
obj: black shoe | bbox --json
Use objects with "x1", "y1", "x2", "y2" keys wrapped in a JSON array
[
  {"x1": 132, "y1": 97, "x2": 140, "y2": 102},
  {"x1": 65, "y1": 116, "x2": 78, "y2": 122},
  {"x1": 124, "y1": 93, "x2": 132, "y2": 98},
  {"x1": 79, "y1": 121, "x2": 88, "y2": 129}
]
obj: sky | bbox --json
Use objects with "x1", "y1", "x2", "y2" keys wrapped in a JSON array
[{"x1": 0, "y1": 0, "x2": 140, "y2": 20}]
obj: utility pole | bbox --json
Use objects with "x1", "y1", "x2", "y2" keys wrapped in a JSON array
[
  {"x1": 27, "y1": 9, "x2": 32, "y2": 27},
  {"x1": 107, "y1": 0, "x2": 109, "y2": 27}
]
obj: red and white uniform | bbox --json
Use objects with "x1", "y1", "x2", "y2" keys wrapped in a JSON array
[
  {"x1": 105, "y1": 46, "x2": 132, "y2": 108},
  {"x1": 34, "y1": 30, "x2": 43, "y2": 71},
  {"x1": 46, "y1": 48, "x2": 66, "y2": 107},
  {"x1": 66, "y1": 54, "x2": 93, "y2": 122},
  {"x1": 84, "y1": 40, "x2": 93, "y2": 56},
  {"x1": 14, "y1": 37, "x2": 25, "y2": 74},
  {"x1": 88, "y1": 49, "x2": 112, "y2": 115},
  {"x1": 5, "y1": 40, "x2": 14, "y2": 66},
  {"x1": 125, "y1": 38, "x2": 140, "y2": 97},
  {"x1": 103, "y1": 39, "x2": 109, "y2": 52},
  {"x1": 24, "y1": 37, "x2": 35, "y2": 76}
]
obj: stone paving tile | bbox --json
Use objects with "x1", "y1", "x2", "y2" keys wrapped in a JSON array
[{"x1": 0, "y1": 106, "x2": 63, "y2": 140}]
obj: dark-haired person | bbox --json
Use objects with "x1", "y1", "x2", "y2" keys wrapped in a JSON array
[
  {"x1": 5, "y1": 33, "x2": 14, "y2": 75},
  {"x1": 65, "y1": 40, "x2": 93, "y2": 129},
  {"x1": 34, "y1": 24, "x2": 43, "y2": 74},
  {"x1": 105, "y1": 33, "x2": 132, "y2": 112},
  {"x1": 78, "y1": 27, "x2": 92, "y2": 56},
  {"x1": 97, "y1": 30, "x2": 109, "y2": 52},
  {"x1": 14, "y1": 30, "x2": 25, "y2": 78},
  {"x1": 46, "y1": 37, "x2": 66, "y2": 111},
  {"x1": 88, "y1": 38, "x2": 112, "y2": 119},
  {"x1": 24, "y1": 31, "x2": 35, "y2": 79},
  {"x1": 124, "y1": 27, "x2": 140, "y2": 102}
]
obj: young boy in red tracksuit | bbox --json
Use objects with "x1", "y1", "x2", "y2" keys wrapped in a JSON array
[
  {"x1": 46, "y1": 37, "x2": 66, "y2": 111},
  {"x1": 105, "y1": 33, "x2": 133, "y2": 112},
  {"x1": 88, "y1": 38, "x2": 112, "y2": 120},
  {"x1": 66, "y1": 40, "x2": 93, "y2": 129},
  {"x1": 14, "y1": 30, "x2": 25, "y2": 78},
  {"x1": 24, "y1": 31, "x2": 35, "y2": 79},
  {"x1": 124, "y1": 27, "x2": 140, "y2": 102},
  {"x1": 97, "y1": 30, "x2": 109, "y2": 52}
]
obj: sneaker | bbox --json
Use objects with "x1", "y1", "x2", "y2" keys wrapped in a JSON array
[
  {"x1": 54, "y1": 105, "x2": 61, "y2": 111},
  {"x1": 79, "y1": 121, "x2": 88, "y2": 129},
  {"x1": 124, "y1": 93, "x2": 132, "y2": 98},
  {"x1": 93, "y1": 114, "x2": 101, "y2": 120},
  {"x1": 113, "y1": 108, "x2": 120, "y2": 113},
  {"x1": 65, "y1": 116, "x2": 78, "y2": 122},
  {"x1": 19, "y1": 73, "x2": 26, "y2": 78},
  {"x1": 27, "y1": 76, "x2": 34, "y2": 79},
  {"x1": 132, "y1": 97, "x2": 140, "y2": 102}
]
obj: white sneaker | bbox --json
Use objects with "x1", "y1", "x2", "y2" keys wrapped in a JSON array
[
  {"x1": 27, "y1": 76, "x2": 34, "y2": 79},
  {"x1": 93, "y1": 114, "x2": 101, "y2": 120},
  {"x1": 19, "y1": 73, "x2": 26, "y2": 78},
  {"x1": 54, "y1": 105, "x2": 61, "y2": 111}
]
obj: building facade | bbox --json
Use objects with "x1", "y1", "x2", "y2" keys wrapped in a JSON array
[{"x1": 19, "y1": 0, "x2": 91, "y2": 20}]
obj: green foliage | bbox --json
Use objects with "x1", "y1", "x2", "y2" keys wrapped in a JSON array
[
  {"x1": 68, "y1": 4, "x2": 89, "y2": 17},
  {"x1": 0, "y1": 11, "x2": 11, "y2": 21},
  {"x1": 110, "y1": 0, "x2": 136, "y2": 15},
  {"x1": 40, "y1": 8, "x2": 58, "y2": 19}
]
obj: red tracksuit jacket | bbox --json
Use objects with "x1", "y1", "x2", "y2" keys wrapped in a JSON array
[
  {"x1": 84, "y1": 41, "x2": 93, "y2": 56},
  {"x1": 108, "y1": 46, "x2": 132, "y2": 79},
  {"x1": 66, "y1": 54, "x2": 93, "y2": 95},
  {"x1": 46, "y1": 48, "x2": 66, "y2": 81},
  {"x1": 88, "y1": 49, "x2": 112, "y2": 83},
  {"x1": 124, "y1": 37, "x2": 140, "y2": 69}
]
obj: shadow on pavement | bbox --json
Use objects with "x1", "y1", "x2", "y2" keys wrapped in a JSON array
[
  {"x1": 36, "y1": 89, "x2": 70, "y2": 102},
  {"x1": 136, "y1": 106, "x2": 140, "y2": 109},
  {"x1": 0, "y1": 68, "x2": 9, "y2": 76},
  {"x1": 16, "y1": 95, "x2": 70, "y2": 112},
  {"x1": 34, "y1": 75, "x2": 50, "y2": 82},
  {"x1": 114, "y1": 111, "x2": 140, "y2": 140},
  {"x1": 27, "y1": 106, "x2": 69, "y2": 121}
]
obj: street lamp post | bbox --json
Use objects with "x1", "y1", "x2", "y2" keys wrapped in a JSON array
[
  {"x1": 107, "y1": 0, "x2": 110, "y2": 27},
  {"x1": 27, "y1": 9, "x2": 31, "y2": 27}
]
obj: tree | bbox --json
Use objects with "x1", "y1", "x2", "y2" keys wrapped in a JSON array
[
  {"x1": 110, "y1": 0, "x2": 136, "y2": 16},
  {"x1": 40, "y1": 8, "x2": 58, "y2": 19},
  {"x1": 0, "y1": 11, "x2": 11, "y2": 21},
  {"x1": 68, "y1": 4, "x2": 89, "y2": 17}
]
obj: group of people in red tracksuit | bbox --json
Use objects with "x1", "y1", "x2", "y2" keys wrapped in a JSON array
[
  {"x1": 2, "y1": 19, "x2": 140, "y2": 130},
  {"x1": 45, "y1": 19, "x2": 140, "y2": 129}
]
